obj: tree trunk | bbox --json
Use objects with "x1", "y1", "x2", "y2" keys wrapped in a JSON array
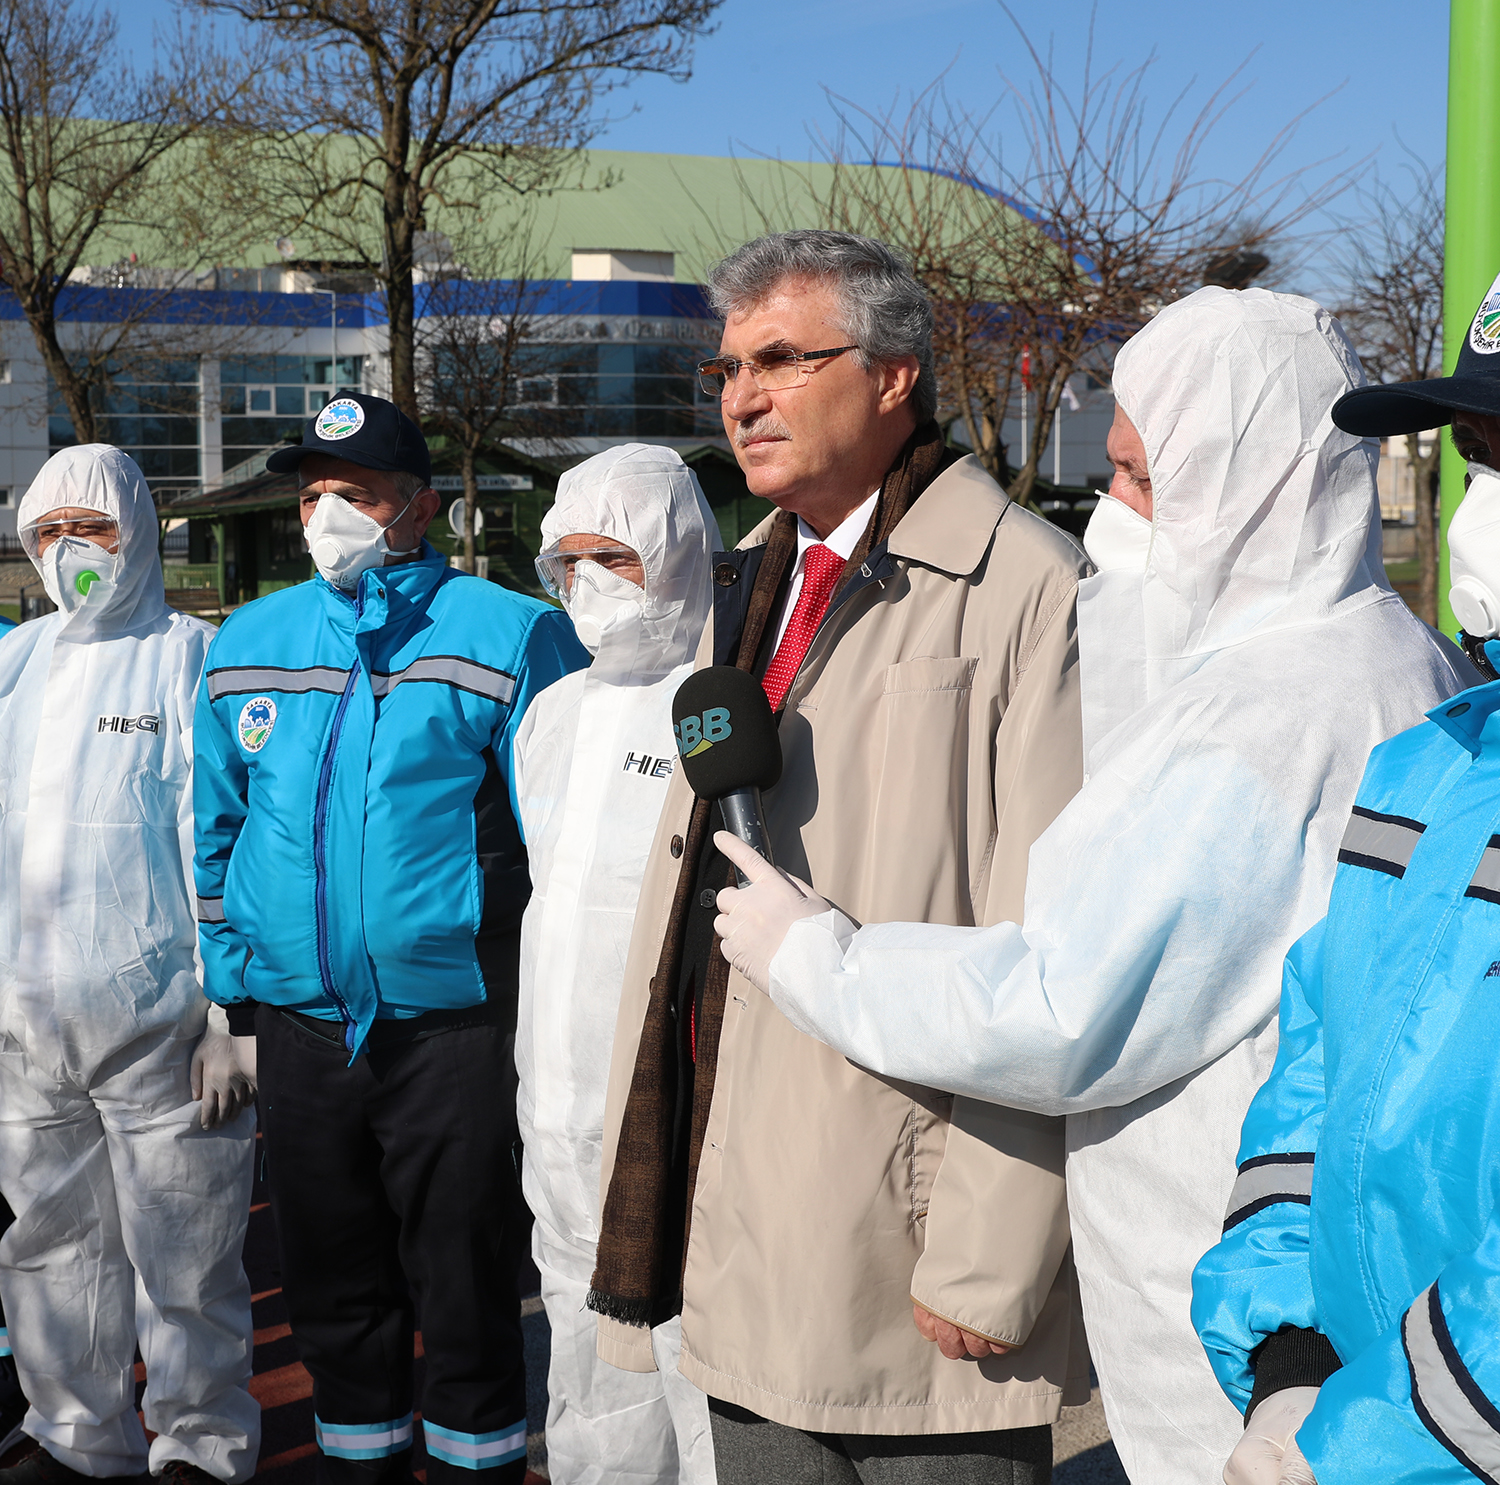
[
  {"x1": 1410, "y1": 431, "x2": 1439, "y2": 629},
  {"x1": 31, "y1": 311, "x2": 97, "y2": 444},
  {"x1": 462, "y1": 443, "x2": 479, "y2": 574},
  {"x1": 383, "y1": 208, "x2": 419, "y2": 419}
]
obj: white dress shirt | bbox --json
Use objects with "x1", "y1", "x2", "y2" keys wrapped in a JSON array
[{"x1": 769, "y1": 491, "x2": 880, "y2": 654}]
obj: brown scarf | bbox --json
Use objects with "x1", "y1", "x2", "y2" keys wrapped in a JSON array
[{"x1": 588, "y1": 421, "x2": 952, "y2": 1328}]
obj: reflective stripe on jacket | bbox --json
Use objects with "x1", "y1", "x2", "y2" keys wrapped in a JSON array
[
  {"x1": 193, "y1": 545, "x2": 588, "y2": 1052},
  {"x1": 1192, "y1": 674, "x2": 1500, "y2": 1485}
]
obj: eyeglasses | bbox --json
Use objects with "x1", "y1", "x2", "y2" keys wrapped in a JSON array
[
  {"x1": 696, "y1": 345, "x2": 858, "y2": 399},
  {"x1": 534, "y1": 543, "x2": 641, "y2": 601}
]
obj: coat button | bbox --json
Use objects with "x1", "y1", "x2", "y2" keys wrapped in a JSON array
[
  {"x1": 670, "y1": 835, "x2": 684, "y2": 858},
  {"x1": 714, "y1": 563, "x2": 739, "y2": 587},
  {"x1": 699, "y1": 888, "x2": 717, "y2": 908}
]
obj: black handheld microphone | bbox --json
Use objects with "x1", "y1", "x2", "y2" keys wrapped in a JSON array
[{"x1": 672, "y1": 666, "x2": 783, "y2": 886}]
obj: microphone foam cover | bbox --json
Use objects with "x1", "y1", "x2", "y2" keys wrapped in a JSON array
[{"x1": 672, "y1": 666, "x2": 783, "y2": 798}]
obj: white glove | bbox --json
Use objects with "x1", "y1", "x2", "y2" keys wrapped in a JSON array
[
  {"x1": 191, "y1": 1005, "x2": 255, "y2": 1129},
  {"x1": 1224, "y1": 1388, "x2": 1320, "y2": 1485},
  {"x1": 712, "y1": 831, "x2": 834, "y2": 992},
  {"x1": 1278, "y1": 1439, "x2": 1317, "y2": 1485},
  {"x1": 232, "y1": 1034, "x2": 257, "y2": 1086}
]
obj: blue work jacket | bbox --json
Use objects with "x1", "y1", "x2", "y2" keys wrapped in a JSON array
[
  {"x1": 193, "y1": 546, "x2": 588, "y2": 1053},
  {"x1": 1192, "y1": 668, "x2": 1500, "y2": 1485}
]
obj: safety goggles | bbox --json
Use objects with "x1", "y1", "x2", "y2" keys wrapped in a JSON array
[
  {"x1": 534, "y1": 543, "x2": 641, "y2": 601},
  {"x1": 24, "y1": 514, "x2": 120, "y2": 554}
]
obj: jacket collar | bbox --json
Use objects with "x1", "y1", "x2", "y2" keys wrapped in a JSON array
[
  {"x1": 886, "y1": 455, "x2": 1009, "y2": 577},
  {"x1": 1428, "y1": 671, "x2": 1500, "y2": 755}
]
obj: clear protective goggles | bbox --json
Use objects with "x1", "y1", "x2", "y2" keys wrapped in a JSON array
[
  {"x1": 534, "y1": 542, "x2": 641, "y2": 600},
  {"x1": 21, "y1": 511, "x2": 120, "y2": 559}
]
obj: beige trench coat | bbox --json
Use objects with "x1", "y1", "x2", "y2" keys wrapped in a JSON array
[{"x1": 597, "y1": 455, "x2": 1093, "y2": 1434}]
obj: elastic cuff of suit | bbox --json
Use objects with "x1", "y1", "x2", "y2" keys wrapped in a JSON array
[
  {"x1": 225, "y1": 1001, "x2": 260, "y2": 1037},
  {"x1": 1247, "y1": 1326, "x2": 1342, "y2": 1416}
]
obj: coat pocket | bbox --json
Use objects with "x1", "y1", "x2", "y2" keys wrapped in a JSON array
[{"x1": 857, "y1": 656, "x2": 979, "y2": 924}]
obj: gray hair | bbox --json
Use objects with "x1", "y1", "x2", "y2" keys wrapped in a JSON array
[
  {"x1": 706, "y1": 230, "x2": 938, "y2": 424},
  {"x1": 390, "y1": 469, "x2": 430, "y2": 501}
]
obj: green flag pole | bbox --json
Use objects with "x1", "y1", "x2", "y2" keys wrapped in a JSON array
[{"x1": 1441, "y1": 0, "x2": 1500, "y2": 637}]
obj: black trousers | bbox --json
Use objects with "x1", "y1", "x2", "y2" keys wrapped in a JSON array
[
  {"x1": 257, "y1": 1006, "x2": 529, "y2": 1485},
  {"x1": 709, "y1": 1399, "x2": 1052, "y2": 1485}
]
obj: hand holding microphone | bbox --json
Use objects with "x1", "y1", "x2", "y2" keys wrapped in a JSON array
[{"x1": 713, "y1": 832, "x2": 832, "y2": 992}]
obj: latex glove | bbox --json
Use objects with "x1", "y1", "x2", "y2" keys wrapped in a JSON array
[
  {"x1": 912, "y1": 1301, "x2": 1010, "y2": 1359},
  {"x1": 191, "y1": 1005, "x2": 254, "y2": 1129},
  {"x1": 713, "y1": 831, "x2": 834, "y2": 993},
  {"x1": 232, "y1": 1034, "x2": 257, "y2": 1086},
  {"x1": 1224, "y1": 1388, "x2": 1320, "y2": 1485},
  {"x1": 1278, "y1": 1440, "x2": 1317, "y2": 1485}
]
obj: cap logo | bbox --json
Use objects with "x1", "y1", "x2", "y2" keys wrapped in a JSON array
[
  {"x1": 1471, "y1": 270, "x2": 1500, "y2": 355},
  {"x1": 315, "y1": 398, "x2": 365, "y2": 441}
]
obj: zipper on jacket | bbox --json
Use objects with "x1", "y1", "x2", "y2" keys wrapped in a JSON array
[{"x1": 313, "y1": 597, "x2": 362, "y2": 1049}]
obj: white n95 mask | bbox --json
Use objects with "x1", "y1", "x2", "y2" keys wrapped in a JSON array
[
  {"x1": 566, "y1": 560, "x2": 643, "y2": 655},
  {"x1": 42, "y1": 536, "x2": 119, "y2": 614},
  {"x1": 1449, "y1": 461, "x2": 1500, "y2": 638},
  {"x1": 1082, "y1": 491, "x2": 1153, "y2": 573},
  {"x1": 305, "y1": 491, "x2": 420, "y2": 591}
]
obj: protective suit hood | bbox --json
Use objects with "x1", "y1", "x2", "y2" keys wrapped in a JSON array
[
  {"x1": 1087, "y1": 287, "x2": 1390, "y2": 758},
  {"x1": 541, "y1": 444, "x2": 716, "y2": 681},
  {"x1": 17, "y1": 445, "x2": 167, "y2": 639}
]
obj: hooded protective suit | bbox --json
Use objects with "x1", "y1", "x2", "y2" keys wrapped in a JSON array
[
  {"x1": 760, "y1": 289, "x2": 1474, "y2": 1483},
  {"x1": 515, "y1": 445, "x2": 719, "y2": 1485},
  {"x1": 0, "y1": 446, "x2": 258, "y2": 1482}
]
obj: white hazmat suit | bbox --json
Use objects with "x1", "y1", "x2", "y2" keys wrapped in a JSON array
[
  {"x1": 515, "y1": 444, "x2": 719, "y2": 1485},
  {"x1": 757, "y1": 290, "x2": 1474, "y2": 1483},
  {"x1": 0, "y1": 447, "x2": 258, "y2": 1481}
]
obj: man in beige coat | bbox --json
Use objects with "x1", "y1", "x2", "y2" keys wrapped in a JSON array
[{"x1": 588, "y1": 230, "x2": 1091, "y2": 1484}]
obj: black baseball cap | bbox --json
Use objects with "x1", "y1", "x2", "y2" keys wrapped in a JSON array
[
  {"x1": 1334, "y1": 270, "x2": 1500, "y2": 437},
  {"x1": 265, "y1": 392, "x2": 432, "y2": 484}
]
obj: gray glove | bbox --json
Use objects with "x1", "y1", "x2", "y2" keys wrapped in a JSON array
[
  {"x1": 232, "y1": 1034, "x2": 257, "y2": 1086},
  {"x1": 191, "y1": 1004, "x2": 254, "y2": 1129}
]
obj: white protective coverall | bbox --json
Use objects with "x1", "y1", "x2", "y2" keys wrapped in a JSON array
[
  {"x1": 761, "y1": 289, "x2": 1475, "y2": 1484},
  {"x1": 0, "y1": 446, "x2": 258, "y2": 1481},
  {"x1": 515, "y1": 444, "x2": 720, "y2": 1485}
]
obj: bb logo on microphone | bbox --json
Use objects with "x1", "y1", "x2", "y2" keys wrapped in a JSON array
[{"x1": 674, "y1": 706, "x2": 732, "y2": 758}]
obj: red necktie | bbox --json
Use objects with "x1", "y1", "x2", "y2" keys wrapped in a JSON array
[{"x1": 763, "y1": 543, "x2": 845, "y2": 711}]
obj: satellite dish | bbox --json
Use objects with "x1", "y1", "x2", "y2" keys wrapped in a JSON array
[{"x1": 448, "y1": 498, "x2": 484, "y2": 538}]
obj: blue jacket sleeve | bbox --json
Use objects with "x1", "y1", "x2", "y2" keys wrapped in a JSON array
[
  {"x1": 495, "y1": 606, "x2": 589, "y2": 835},
  {"x1": 1192, "y1": 918, "x2": 1330, "y2": 1413},
  {"x1": 1298, "y1": 1222, "x2": 1500, "y2": 1485},
  {"x1": 192, "y1": 664, "x2": 255, "y2": 1006}
]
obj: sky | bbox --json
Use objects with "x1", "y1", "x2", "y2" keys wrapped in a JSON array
[{"x1": 121, "y1": 0, "x2": 1449, "y2": 298}]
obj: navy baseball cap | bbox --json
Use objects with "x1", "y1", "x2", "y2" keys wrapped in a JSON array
[
  {"x1": 265, "y1": 392, "x2": 432, "y2": 484},
  {"x1": 1334, "y1": 269, "x2": 1500, "y2": 437}
]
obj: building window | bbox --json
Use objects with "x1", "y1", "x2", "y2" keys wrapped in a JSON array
[
  {"x1": 49, "y1": 358, "x2": 202, "y2": 501},
  {"x1": 0, "y1": 488, "x2": 10, "y2": 507},
  {"x1": 268, "y1": 507, "x2": 306, "y2": 566},
  {"x1": 220, "y1": 355, "x2": 363, "y2": 477}
]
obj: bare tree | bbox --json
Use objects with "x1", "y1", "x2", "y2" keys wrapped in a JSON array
[
  {"x1": 1335, "y1": 162, "x2": 1444, "y2": 625},
  {"x1": 0, "y1": 0, "x2": 264, "y2": 444},
  {"x1": 201, "y1": 0, "x2": 722, "y2": 421},
  {"x1": 416, "y1": 226, "x2": 562, "y2": 571},
  {"x1": 807, "y1": 20, "x2": 1350, "y2": 505}
]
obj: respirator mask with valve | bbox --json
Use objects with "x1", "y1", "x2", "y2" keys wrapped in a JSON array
[{"x1": 1448, "y1": 460, "x2": 1500, "y2": 680}]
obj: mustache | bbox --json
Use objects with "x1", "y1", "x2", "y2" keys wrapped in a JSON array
[{"x1": 734, "y1": 414, "x2": 792, "y2": 448}]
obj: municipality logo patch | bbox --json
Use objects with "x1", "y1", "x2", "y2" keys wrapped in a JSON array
[
  {"x1": 1471, "y1": 271, "x2": 1500, "y2": 355},
  {"x1": 237, "y1": 696, "x2": 277, "y2": 753},
  {"x1": 315, "y1": 397, "x2": 365, "y2": 441}
]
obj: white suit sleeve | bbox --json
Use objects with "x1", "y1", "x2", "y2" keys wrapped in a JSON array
[{"x1": 769, "y1": 717, "x2": 1314, "y2": 1117}]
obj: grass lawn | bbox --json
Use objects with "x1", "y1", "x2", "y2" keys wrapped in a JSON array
[{"x1": 0, "y1": 603, "x2": 18, "y2": 626}]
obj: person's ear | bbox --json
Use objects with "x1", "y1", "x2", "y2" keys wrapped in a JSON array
[
  {"x1": 410, "y1": 488, "x2": 442, "y2": 537},
  {"x1": 877, "y1": 355, "x2": 920, "y2": 416}
]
